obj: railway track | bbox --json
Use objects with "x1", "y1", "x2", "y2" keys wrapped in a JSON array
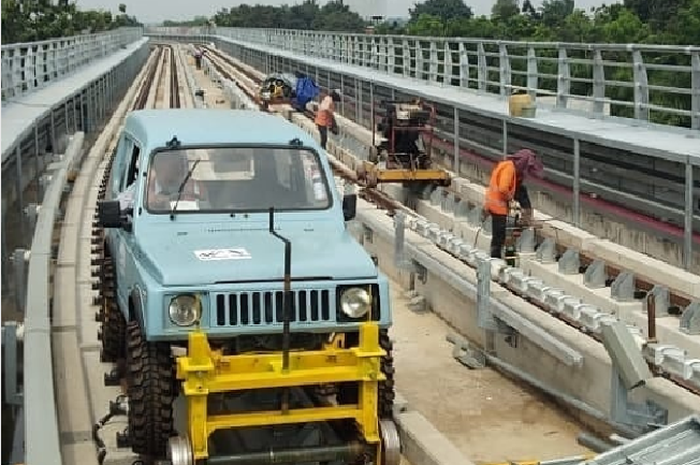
[
  {"x1": 201, "y1": 47, "x2": 416, "y2": 215},
  {"x1": 432, "y1": 181, "x2": 695, "y2": 311},
  {"x1": 211, "y1": 43, "x2": 700, "y2": 264},
  {"x1": 52, "y1": 43, "x2": 187, "y2": 465},
  {"x1": 197, "y1": 46, "x2": 700, "y2": 397},
  {"x1": 64, "y1": 42, "x2": 413, "y2": 465}
]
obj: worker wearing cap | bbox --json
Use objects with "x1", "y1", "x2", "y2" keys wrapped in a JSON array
[
  {"x1": 314, "y1": 89, "x2": 340, "y2": 150},
  {"x1": 483, "y1": 149, "x2": 544, "y2": 258}
]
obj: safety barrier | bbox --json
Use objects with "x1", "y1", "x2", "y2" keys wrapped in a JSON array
[
  {"x1": 1, "y1": 27, "x2": 143, "y2": 101},
  {"x1": 146, "y1": 26, "x2": 700, "y2": 130},
  {"x1": 5, "y1": 133, "x2": 85, "y2": 465}
]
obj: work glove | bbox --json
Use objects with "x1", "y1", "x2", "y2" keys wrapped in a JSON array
[{"x1": 480, "y1": 205, "x2": 489, "y2": 223}]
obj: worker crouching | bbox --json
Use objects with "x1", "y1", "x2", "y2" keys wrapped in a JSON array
[{"x1": 484, "y1": 149, "x2": 544, "y2": 258}]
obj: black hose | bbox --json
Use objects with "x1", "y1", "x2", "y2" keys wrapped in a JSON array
[
  {"x1": 93, "y1": 410, "x2": 114, "y2": 465},
  {"x1": 92, "y1": 394, "x2": 128, "y2": 465}
]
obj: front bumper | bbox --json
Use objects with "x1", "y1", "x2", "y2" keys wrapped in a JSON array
[{"x1": 175, "y1": 321, "x2": 386, "y2": 461}]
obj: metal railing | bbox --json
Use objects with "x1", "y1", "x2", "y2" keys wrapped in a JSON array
[
  {"x1": 5, "y1": 133, "x2": 85, "y2": 465},
  {"x1": 143, "y1": 28, "x2": 699, "y2": 272},
  {"x1": 145, "y1": 26, "x2": 700, "y2": 130},
  {"x1": 1, "y1": 41, "x2": 149, "y2": 334},
  {"x1": 1, "y1": 27, "x2": 143, "y2": 101}
]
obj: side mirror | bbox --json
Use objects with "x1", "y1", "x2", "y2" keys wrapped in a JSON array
[
  {"x1": 97, "y1": 200, "x2": 130, "y2": 230},
  {"x1": 342, "y1": 193, "x2": 357, "y2": 222}
]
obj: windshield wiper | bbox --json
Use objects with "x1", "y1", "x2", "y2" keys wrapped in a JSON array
[{"x1": 170, "y1": 159, "x2": 201, "y2": 220}]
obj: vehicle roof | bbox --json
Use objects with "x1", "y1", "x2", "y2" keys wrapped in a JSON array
[{"x1": 124, "y1": 109, "x2": 319, "y2": 149}]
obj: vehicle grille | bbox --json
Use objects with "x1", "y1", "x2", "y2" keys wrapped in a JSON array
[{"x1": 214, "y1": 290, "x2": 332, "y2": 326}]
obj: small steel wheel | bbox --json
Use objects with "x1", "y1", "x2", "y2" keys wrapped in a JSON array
[
  {"x1": 167, "y1": 435, "x2": 193, "y2": 465},
  {"x1": 380, "y1": 419, "x2": 401, "y2": 465}
]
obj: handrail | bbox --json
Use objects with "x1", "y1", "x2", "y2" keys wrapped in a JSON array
[
  {"x1": 22, "y1": 132, "x2": 85, "y2": 465},
  {"x1": 1, "y1": 27, "x2": 143, "y2": 101},
  {"x1": 144, "y1": 26, "x2": 700, "y2": 130},
  {"x1": 143, "y1": 26, "x2": 700, "y2": 50}
]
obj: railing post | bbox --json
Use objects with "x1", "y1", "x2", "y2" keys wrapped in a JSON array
[
  {"x1": 499, "y1": 43, "x2": 511, "y2": 97},
  {"x1": 573, "y1": 138, "x2": 581, "y2": 227},
  {"x1": 416, "y1": 40, "x2": 425, "y2": 81},
  {"x1": 442, "y1": 41, "x2": 452, "y2": 86},
  {"x1": 592, "y1": 49, "x2": 606, "y2": 115},
  {"x1": 11, "y1": 249, "x2": 28, "y2": 313},
  {"x1": 691, "y1": 52, "x2": 699, "y2": 130},
  {"x1": 429, "y1": 40, "x2": 438, "y2": 83},
  {"x1": 632, "y1": 49, "x2": 649, "y2": 122},
  {"x1": 394, "y1": 211, "x2": 406, "y2": 268},
  {"x1": 453, "y1": 107, "x2": 460, "y2": 174},
  {"x1": 527, "y1": 46, "x2": 538, "y2": 101},
  {"x1": 2, "y1": 321, "x2": 23, "y2": 405},
  {"x1": 477, "y1": 42, "x2": 487, "y2": 92},
  {"x1": 15, "y1": 146, "x2": 25, "y2": 239},
  {"x1": 458, "y1": 42, "x2": 469, "y2": 88},
  {"x1": 557, "y1": 47, "x2": 570, "y2": 109},
  {"x1": 402, "y1": 39, "x2": 411, "y2": 78},
  {"x1": 684, "y1": 160, "x2": 694, "y2": 271}
]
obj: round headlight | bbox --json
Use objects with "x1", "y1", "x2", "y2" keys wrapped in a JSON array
[
  {"x1": 168, "y1": 295, "x2": 201, "y2": 327},
  {"x1": 340, "y1": 287, "x2": 371, "y2": 319}
]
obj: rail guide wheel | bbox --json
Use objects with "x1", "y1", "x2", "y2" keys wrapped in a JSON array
[
  {"x1": 166, "y1": 419, "x2": 402, "y2": 465},
  {"x1": 168, "y1": 435, "x2": 193, "y2": 465},
  {"x1": 380, "y1": 418, "x2": 402, "y2": 465}
]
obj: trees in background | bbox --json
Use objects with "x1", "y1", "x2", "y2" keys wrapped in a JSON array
[
  {"x1": 209, "y1": 0, "x2": 365, "y2": 32},
  {"x1": 170, "y1": 0, "x2": 698, "y2": 126},
  {"x1": 1, "y1": 0, "x2": 141, "y2": 44},
  {"x1": 383, "y1": 0, "x2": 698, "y2": 46},
  {"x1": 183, "y1": 0, "x2": 699, "y2": 47},
  {"x1": 5, "y1": 0, "x2": 695, "y2": 47},
  {"x1": 2, "y1": 0, "x2": 696, "y2": 125}
]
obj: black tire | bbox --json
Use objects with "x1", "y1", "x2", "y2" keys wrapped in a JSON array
[
  {"x1": 125, "y1": 320, "x2": 175, "y2": 458},
  {"x1": 377, "y1": 329, "x2": 396, "y2": 418},
  {"x1": 337, "y1": 329, "x2": 395, "y2": 418},
  {"x1": 100, "y1": 250, "x2": 126, "y2": 362}
]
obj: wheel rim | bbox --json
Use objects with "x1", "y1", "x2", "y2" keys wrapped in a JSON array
[
  {"x1": 168, "y1": 435, "x2": 193, "y2": 465},
  {"x1": 380, "y1": 419, "x2": 401, "y2": 465}
]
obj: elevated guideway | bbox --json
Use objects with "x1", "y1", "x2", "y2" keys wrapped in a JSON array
[
  {"x1": 148, "y1": 27, "x2": 700, "y2": 274},
  {"x1": 2, "y1": 28, "x2": 700, "y2": 465}
]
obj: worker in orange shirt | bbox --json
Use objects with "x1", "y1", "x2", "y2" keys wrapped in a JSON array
[
  {"x1": 484, "y1": 149, "x2": 544, "y2": 258},
  {"x1": 315, "y1": 89, "x2": 341, "y2": 150}
]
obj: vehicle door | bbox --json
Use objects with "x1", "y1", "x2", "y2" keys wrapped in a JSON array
[{"x1": 112, "y1": 135, "x2": 142, "y2": 313}]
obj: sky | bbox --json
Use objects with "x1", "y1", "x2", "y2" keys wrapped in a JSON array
[{"x1": 76, "y1": 0, "x2": 615, "y2": 25}]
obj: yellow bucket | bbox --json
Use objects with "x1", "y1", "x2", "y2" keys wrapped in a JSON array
[
  {"x1": 508, "y1": 94, "x2": 533, "y2": 117},
  {"x1": 521, "y1": 104, "x2": 537, "y2": 118}
]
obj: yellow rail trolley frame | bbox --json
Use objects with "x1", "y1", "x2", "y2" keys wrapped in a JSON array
[{"x1": 176, "y1": 321, "x2": 387, "y2": 461}]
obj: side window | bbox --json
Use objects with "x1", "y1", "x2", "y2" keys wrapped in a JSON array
[
  {"x1": 119, "y1": 140, "x2": 141, "y2": 192},
  {"x1": 112, "y1": 135, "x2": 130, "y2": 193},
  {"x1": 125, "y1": 143, "x2": 141, "y2": 188}
]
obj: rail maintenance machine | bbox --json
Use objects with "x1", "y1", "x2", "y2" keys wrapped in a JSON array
[
  {"x1": 95, "y1": 109, "x2": 401, "y2": 465},
  {"x1": 356, "y1": 99, "x2": 451, "y2": 189},
  {"x1": 259, "y1": 73, "x2": 297, "y2": 110}
]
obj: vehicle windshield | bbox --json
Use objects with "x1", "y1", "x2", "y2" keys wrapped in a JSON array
[{"x1": 144, "y1": 146, "x2": 331, "y2": 214}]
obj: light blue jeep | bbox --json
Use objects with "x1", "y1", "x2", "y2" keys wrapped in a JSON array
[{"x1": 96, "y1": 109, "x2": 397, "y2": 463}]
